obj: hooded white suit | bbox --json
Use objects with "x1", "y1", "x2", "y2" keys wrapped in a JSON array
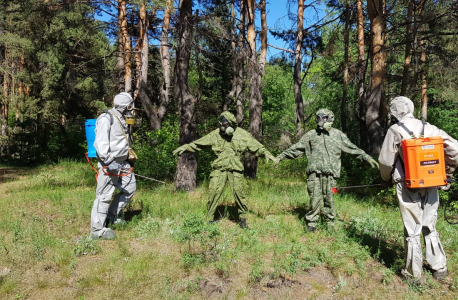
[
  {"x1": 379, "y1": 96, "x2": 458, "y2": 278},
  {"x1": 90, "y1": 93, "x2": 137, "y2": 238}
]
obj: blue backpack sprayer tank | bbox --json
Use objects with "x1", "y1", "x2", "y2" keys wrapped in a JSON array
[
  {"x1": 84, "y1": 117, "x2": 166, "y2": 184},
  {"x1": 85, "y1": 119, "x2": 97, "y2": 158},
  {"x1": 84, "y1": 119, "x2": 100, "y2": 180}
]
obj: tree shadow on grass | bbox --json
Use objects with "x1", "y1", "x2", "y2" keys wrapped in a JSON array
[
  {"x1": 123, "y1": 208, "x2": 143, "y2": 221},
  {"x1": 291, "y1": 207, "x2": 308, "y2": 220},
  {"x1": 343, "y1": 226, "x2": 405, "y2": 271}
]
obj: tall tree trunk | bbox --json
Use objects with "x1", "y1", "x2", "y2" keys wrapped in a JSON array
[
  {"x1": 135, "y1": 2, "x2": 160, "y2": 130},
  {"x1": 157, "y1": 1, "x2": 173, "y2": 130},
  {"x1": 356, "y1": 0, "x2": 367, "y2": 150},
  {"x1": 1, "y1": 46, "x2": 8, "y2": 157},
  {"x1": 244, "y1": 0, "x2": 262, "y2": 178},
  {"x1": 259, "y1": 0, "x2": 267, "y2": 136},
  {"x1": 174, "y1": 0, "x2": 197, "y2": 191},
  {"x1": 223, "y1": 0, "x2": 236, "y2": 112},
  {"x1": 410, "y1": 0, "x2": 427, "y2": 97},
  {"x1": 117, "y1": 0, "x2": 126, "y2": 92},
  {"x1": 294, "y1": 0, "x2": 305, "y2": 138},
  {"x1": 418, "y1": 1, "x2": 427, "y2": 121},
  {"x1": 226, "y1": 0, "x2": 244, "y2": 116},
  {"x1": 364, "y1": 0, "x2": 387, "y2": 155},
  {"x1": 420, "y1": 37, "x2": 427, "y2": 121},
  {"x1": 120, "y1": 0, "x2": 132, "y2": 93},
  {"x1": 236, "y1": 0, "x2": 246, "y2": 125},
  {"x1": 259, "y1": 0, "x2": 267, "y2": 76},
  {"x1": 400, "y1": 0, "x2": 413, "y2": 96},
  {"x1": 342, "y1": 0, "x2": 350, "y2": 134},
  {"x1": 17, "y1": 54, "x2": 25, "y2": 123}
]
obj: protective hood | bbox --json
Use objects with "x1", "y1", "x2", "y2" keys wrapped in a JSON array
[
  {"x1": 390, "y1": 96, "x2": 414, "y2": 121},
  {"x1": 316, "y1": 108, "x2": 335, "y2": 123},
  {"x1": 219, "y1": 111, "x2": 238, "y2": 128},
  {"x1": 114, "y1": 92, "x2": 133, "y2": 113}
]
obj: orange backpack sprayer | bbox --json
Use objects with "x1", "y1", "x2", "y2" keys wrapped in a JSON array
[
  {"x1": 399, "y1": 121, "x2": 458, "y2": 225},
  {"x1": 398, "y1": 121, "x2": 447, "y2": 188}
]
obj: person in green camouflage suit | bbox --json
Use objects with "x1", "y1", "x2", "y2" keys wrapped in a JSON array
[
  {"x1": 274, "y1": 108, "x2": 379, "y2": 232},
  {"x1": 173, "y1": 111, "x2": 278, "y2": 228}
]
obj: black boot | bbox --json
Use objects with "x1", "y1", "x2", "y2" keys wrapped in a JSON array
[{"x1": 239, "y1": 218, "x2": 249, "y2": 229}]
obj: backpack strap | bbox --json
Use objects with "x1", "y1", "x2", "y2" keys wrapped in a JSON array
[
  {"x1": 102, "y1": 108, "x2": 113, "y2": 125},
  {"x1": 397, "y1": 121, "x2": 427, "y2": 139},
  {"x1": 419, "y1": 120, "x2": 426, "y2": 138},
  {"x1": 397, "y1": 122, "x2": 416, "y2": 139}
]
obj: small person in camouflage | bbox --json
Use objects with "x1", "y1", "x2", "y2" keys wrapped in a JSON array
[
  {"x1": 173, "y1": 111, "x2": 278, "y2": 229},
  {"x1": 275, "y1": 108, "x2": 379, "y2": 232}
]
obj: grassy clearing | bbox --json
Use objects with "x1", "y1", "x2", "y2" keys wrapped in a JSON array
[{"x1": 1, "y1": 160, "x2": 458, "y2": 299}]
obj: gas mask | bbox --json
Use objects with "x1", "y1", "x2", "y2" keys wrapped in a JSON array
[
  {"x1": 316, "y1": 114, "x2": 332, "y2": 131},
  {"x1": 114, "y1": 92, "x2": 135, "y2": 125},
  {"x1": 124, "y1": 102, "x2": 135, "y2": 125},
  {"x1": 219, "y1": 116, "x2": 234, "y2": 136}
]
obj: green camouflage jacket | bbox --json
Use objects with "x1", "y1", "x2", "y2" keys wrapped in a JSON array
[
  {"x1": 278, "y1": 128, "x2": 372, "y2": 177},
  {"x1": 182, "y1": 127, "x2": 275, "y2": 172}
]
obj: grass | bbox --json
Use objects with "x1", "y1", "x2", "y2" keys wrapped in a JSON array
[{"x1": 0, "y1": 160, "x2": 457, "y2": 299}]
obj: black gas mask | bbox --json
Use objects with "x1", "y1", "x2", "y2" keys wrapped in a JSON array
[
  {"x1": 219, "y1": 116, "x2": 234, "y2": 136},
  {"x1": 316, "y1": 114, "x2": 330, "y2": 131}
]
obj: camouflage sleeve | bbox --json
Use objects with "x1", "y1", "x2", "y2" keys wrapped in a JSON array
[
  {"x1": 181, "y1": 130, "x2": 217, "y2": 152},
  {"x1": 277, "y1": 135, "x2": 308, "y2": 161},
  {"x1": 339, "y1": 132, "x2": 372, "y2": 161},
  {"x1": 245, "y1": 133, "x2": 275, "y2": 159}
]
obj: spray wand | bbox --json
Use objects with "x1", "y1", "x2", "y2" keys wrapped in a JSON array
[{"x1": 332, "y1": 184, "x2": 382, "y2": 194}]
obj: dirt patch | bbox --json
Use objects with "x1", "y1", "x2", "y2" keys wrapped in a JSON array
[
  {"x1": 0, "y1": 168, "x2": 21, "y2": 183},
  {"x1": 247, "y1": 266, "x2": 338, "y2": 300},
  {"x1": 199, "y1": 277, "x2": 231, "y2": 298}
]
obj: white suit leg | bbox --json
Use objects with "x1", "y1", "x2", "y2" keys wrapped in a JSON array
[
  {"x1": 91, "y1": 165, "x2": 119, "y2": 233},
  {"x1": 422, "y1": 188, "x2": 447, "y2": 272},
  {"x1": 107, "y1": 163, "x2": 136, "y2": 221},
  {"x1": 397, "y1": 183, "x2": 424, "y2": 278}
]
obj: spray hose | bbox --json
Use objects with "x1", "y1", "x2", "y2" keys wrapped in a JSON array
[
  {"x1": 85, "y1": 152, "x2": 166, "y2": 184},
  {"x1": 85, "y1": 152, "x2": 134, "y2": 181},
  {"x1": 332, "y1": 184, "x2": 381, "y2": 194}
]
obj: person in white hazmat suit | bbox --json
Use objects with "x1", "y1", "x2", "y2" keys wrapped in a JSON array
[
  {"x1": 90, "y1": 92, "x2": 137, "y2": 239},
  {"x1": 378, "y1": 96, "x2": 458, "y2": 280}
]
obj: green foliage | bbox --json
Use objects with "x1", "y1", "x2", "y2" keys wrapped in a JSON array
[
  {"x1": 0, "y1": 1, "x2": 114, "y2": 163},
  {"x1": 73, "y1": 236, "x2": 100, "y2": 257},
  {"x1": 428, "y1": 101, "x2": 458, "y2": 140},
  {"x1": 348, "y1": 208, "x2": 392, "y2": 242},
  {"x1": 249, "y1": 258, "x2": 264, "y2": 282},
  {"x1": 134, "y1": 118, "x2": 180, "y2": 181},
  {"x1": 174, "y1": 212, "x2": 220, "y2": 244},
  {"x1": 261, "y1": 64, "x2": 296, "y2": 149},
  {"x1": 3, "y1": 162, "x2": 458, "y2": 298},
  {"x1": 339, "y1": 153, "x2": 381, "y2": 187},
  {"x1": 133, "y1": 215, "x2": 162, "y2": 238}
]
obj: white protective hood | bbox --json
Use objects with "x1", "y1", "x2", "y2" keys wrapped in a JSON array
[{"x1": 390, "y1": 96, "x2": 414, "y2": 121}]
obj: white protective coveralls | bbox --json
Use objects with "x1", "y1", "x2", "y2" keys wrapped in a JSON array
[
  {"x1": 91, "y1": 92, "x2": 136, "y2": 238},
  {"x1": 378, "y1": 96, "x2": 458, "y2": 279}
]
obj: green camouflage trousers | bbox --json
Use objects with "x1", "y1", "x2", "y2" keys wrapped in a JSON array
[
  {"x1": 207, "y1": 169, "x2": 248, "y2": 221},
  {"x1": 305, "y1": 173, "x2": 336, "y2": 228}
]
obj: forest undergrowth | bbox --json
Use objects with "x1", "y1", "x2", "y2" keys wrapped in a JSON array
[{"x1": 0, "y1": 160, "x2": 458, "y2": 299}]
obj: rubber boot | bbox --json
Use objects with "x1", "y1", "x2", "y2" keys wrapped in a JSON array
[{"x1": 239, "y1": 218, "x2": 249, "y2": 229}]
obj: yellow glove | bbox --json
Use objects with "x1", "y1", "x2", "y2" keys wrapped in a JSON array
[
  {"x1": 367, "y1": 158, "x2": 379, "y2": 169},
  {"x1": 173, "y1": 145, "x2": 188, "y2": 156}
]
